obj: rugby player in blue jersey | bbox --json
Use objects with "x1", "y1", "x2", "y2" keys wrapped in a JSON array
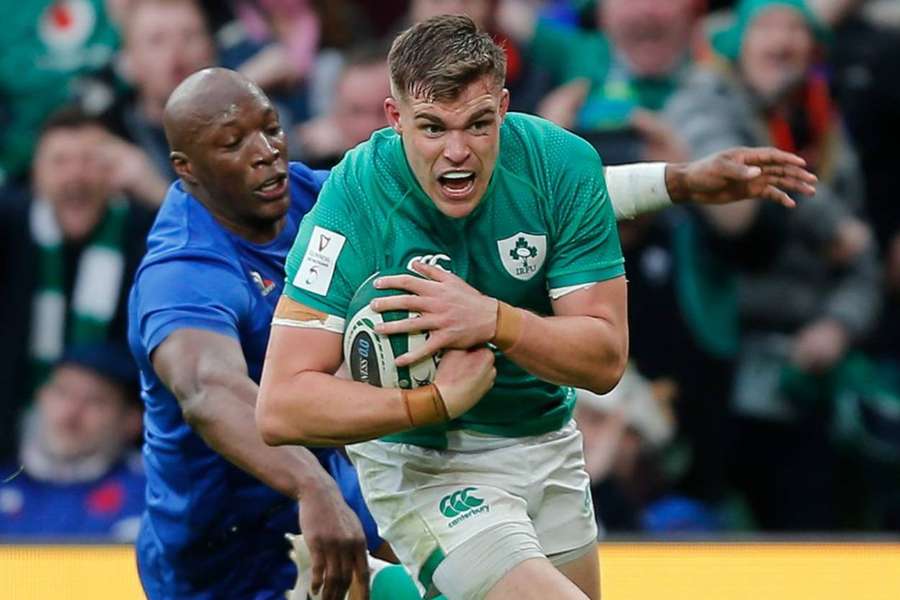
[{"x1": 128, "y1": 68, "x2": 388, "y2": 600}]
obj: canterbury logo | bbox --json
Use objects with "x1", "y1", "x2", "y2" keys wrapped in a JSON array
[{"x1": 439, "y1": 487, "x2": 484, "y2": 518}]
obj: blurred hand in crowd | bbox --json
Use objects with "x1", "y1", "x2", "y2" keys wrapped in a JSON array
[
  {"x1": 790, "y1": 319, "x2": 850, "y2": 374},
  {"x1": 536, "y1": 78, "x2": 589, "y2": 129},
  {"x1": 630, "y1": 109, "x2": 690, "y2": 163},
  {"x1": 827, "y1": 217, "x2": 871, "y2": 267},
  {"x1": 92, "y1": 135, "x2": 169, "y2": 208},
  {"x1": 239, "y1": 44, "x2": 303, "y2": 92},
  {"x1": 295, "y1": 50, "x2": 390, "y2": 163}
]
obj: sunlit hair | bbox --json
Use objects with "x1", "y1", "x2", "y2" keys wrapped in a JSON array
[{"x1": 389, "y1": 14, "x2": 507, "y2": 102}]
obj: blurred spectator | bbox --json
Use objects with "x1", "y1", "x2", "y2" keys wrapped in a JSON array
[
  {"x1": 500, "y1": 0, "x2": 700, "y2": 161},
  {"x1": 0, "y1": 0, "x2": 121, "y2": 188},
  {"x1": 575, "y1": 366, "x2": 720, "y2": 534},
  {"x1": 107, "y1": 0, "x2": 217, "y2": 182},
  {"x1": 0, "y1": 343, "x2": 144, "y2": 541},
  {"x1": 0, "y1": 106, "x2": 154, "y2": 462},
  {"x1": 667, "y1": 0, "x2": 881, "y2": 529},
  {"x1": 219, "y1": 0, "x2": 362, "y2": 126},
  {"x1": 230, "y1": 0, "x2": 320, "y2": 94},
  {"x1": 292, "y1": 43, "x2": 390, "y2": 169}
]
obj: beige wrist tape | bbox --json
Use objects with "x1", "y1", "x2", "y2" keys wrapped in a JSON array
[
  {"x1": 402, "y1": 384, "x2": 450, "y2": 427},
  {"x1": 492, "y1": 301, "x2": 525, "y2": 352}
]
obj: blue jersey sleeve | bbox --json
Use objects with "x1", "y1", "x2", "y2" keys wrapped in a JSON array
[{"x1": 132, "y1": 252, "x2": 251, "y2": 356}]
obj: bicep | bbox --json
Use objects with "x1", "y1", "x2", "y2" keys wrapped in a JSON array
[
  {"x1": 265, "y1": 323, "x2": 344, "y2": 378},
  {"x1": 266, "y1": 295, "x2": 344, "y2": 376},
  {"x1": 152, "y1": 328, "x2": 250, "y2": 406},
  {"x1": 551, "y1": 275, "x2": 628, "y2": 324}
]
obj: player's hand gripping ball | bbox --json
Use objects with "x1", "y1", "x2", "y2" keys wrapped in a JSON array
[{"x1": 344, "y1": 268, "x2": 440, "y2": 389}]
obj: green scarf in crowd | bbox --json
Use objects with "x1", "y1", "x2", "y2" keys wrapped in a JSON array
[{"x1": 28, "y1": 199, "x2": 129, "y2": 392}]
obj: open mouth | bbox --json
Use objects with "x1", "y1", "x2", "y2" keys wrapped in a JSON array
[
  {"x1": 254, "y1": 173, "x2": 288, "y2": 200},
  {"x1": 438, "y1": 170, "x2": 476, "y2": 199}
]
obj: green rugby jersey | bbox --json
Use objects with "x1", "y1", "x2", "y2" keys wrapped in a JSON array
[{"x1": 283, "y1": 112, "x2": 625, "y2": 448}]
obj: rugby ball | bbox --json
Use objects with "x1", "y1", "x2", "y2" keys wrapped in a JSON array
[{"x1": 343, "y1": 268, "x2": 440, "y2": 389}]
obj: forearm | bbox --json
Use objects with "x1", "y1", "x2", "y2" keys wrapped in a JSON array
[
  {"x1": 184, "y1": 382, "x2": 337, "y2": 500},
  {"x1": 257, "y1": 371, "x2": 411, "y2": 446},
  {"x1": 500, "y1": 307, "x2": 628, "y2": 394}
]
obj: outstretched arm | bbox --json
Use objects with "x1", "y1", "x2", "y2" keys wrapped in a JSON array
[
  {"x1": 153, "y1": 328, "x2": 370, "y2": 600},
  {"x1": 606, "y1": 147, "x2": 818, "y2": 220}
]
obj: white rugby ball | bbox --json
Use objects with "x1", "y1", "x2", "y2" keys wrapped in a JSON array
[{"x1": 343, "y1": 269, "x2": 439, "y2": 389}]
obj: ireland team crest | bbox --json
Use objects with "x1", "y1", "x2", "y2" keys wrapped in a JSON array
[{"x1": 497, "y1": 233, "x2": 546, "y2": 281}]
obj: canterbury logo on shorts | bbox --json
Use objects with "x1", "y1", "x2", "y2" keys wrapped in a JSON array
[{"x1": 438, "y1": 487, "x2": 490, "y2": 528}]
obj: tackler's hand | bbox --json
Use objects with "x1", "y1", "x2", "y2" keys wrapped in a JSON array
[{"x1": 666, "y1": 147, "x2": 818, "y2": 208}]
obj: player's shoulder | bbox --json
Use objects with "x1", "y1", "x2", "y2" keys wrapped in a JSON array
[
  {"x1": 321, "y1": 127, "x2": 404, "y2": 209},
  {"x1": 502, "y1": 112, "x2": 602, "y2": 168},
  {"x1": 499, "y1": 113, "x2": 604, "y2": 203},
  {"x1": 137, "y1": 182, "x2": 244, "y2": 282}
]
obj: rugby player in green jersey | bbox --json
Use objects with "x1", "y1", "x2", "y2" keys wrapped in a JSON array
[{"x1": 258, "y1": 15, "x2": 816, "y2": 600}]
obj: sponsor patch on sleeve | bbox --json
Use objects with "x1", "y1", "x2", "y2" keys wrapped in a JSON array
[{"x1": 293, "y1": 226, "x2": 346, "y2": 296}]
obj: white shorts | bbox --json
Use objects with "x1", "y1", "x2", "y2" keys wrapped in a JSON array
[{"x1": 346, "y1": 420, "x2": 598, "y2": 600}]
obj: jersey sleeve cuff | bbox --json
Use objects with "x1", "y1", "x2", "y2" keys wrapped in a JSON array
[
  {"x1": 145, "y1": 317, "x2": 240, "y2": 357},
  {"x1": 547, "y1": 261, "x2": 625, "y2": 298},
  {"x1": 281, "y1": 284, "x2": 347, "y2": 332}
]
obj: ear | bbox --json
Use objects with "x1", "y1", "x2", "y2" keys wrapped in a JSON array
[
  {"x1": 170, "y1": 151, "x2": 197, "y2": 185},
  {"x1": 498, "y1": 88, "x2": 510, "y2": 123},
  {"x1": 384, "y1": 97, "x2": 402, "y2": 134}
]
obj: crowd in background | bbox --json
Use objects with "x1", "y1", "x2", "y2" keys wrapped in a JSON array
[{"x1": 1, "y1": 0, "x2": 899, "y2": 541}]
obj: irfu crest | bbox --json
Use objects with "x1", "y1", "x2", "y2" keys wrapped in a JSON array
[{"x1": 497, "y1": 232, "x2": 546, "y2": 281}]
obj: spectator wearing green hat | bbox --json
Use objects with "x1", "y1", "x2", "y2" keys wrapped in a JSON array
[{"x1": 666, "y1": 0, "x2": 881, "y2": 530}]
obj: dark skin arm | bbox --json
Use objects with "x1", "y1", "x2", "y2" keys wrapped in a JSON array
[{"x1": 152, "y1": 328, "x2": 370, "y2": 600}]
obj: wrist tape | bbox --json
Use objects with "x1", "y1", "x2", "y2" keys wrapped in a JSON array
[
  {"x1": 492, "y1": 301, "x2": 525, "y2": 352},
  {"x1": 605, "y1": 163, "x2": 670, "y2": 220},
  {"x1": 402, "y1": 384, "x2": 450, "y2": 426}
]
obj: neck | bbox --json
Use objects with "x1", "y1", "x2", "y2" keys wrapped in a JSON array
[{"x1": 191, "y1": 186, "x2": 285, "y2": 244}]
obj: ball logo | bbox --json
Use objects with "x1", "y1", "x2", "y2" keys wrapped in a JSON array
[{"x1": 349, "y1": 330, "x2": 380, "y2": 387}]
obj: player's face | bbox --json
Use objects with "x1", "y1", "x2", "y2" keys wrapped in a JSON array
[
  {"x1": 182, "y1": 90, "x2": 290, "y2": 230},
  {"x1": 386, "y1": 77, "x2": 509, "y2": 219}
]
